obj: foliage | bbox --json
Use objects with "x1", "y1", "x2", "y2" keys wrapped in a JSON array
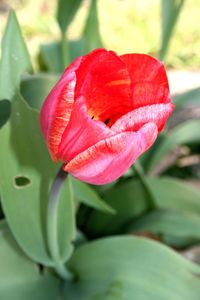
[{"x1": 0, "y1": 1, "x2": 200, "y2": 299}]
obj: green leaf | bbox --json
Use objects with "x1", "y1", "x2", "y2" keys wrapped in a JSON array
[
  {"x1": 0, "y1": 221, "x2": 60, "y2": 300},
  {"x1": 57, "y1": 0, "x2": 83, "y2": 34},
  {"x1": 148, "y1": 120, "x2": 200, "y2": 173},
  {"x1": 82, "y1": 0, "x2": 103, "y2": 53},
  {"x1": 71, "y1": 177, "x2": 115, "y2": 213},
  {"x1": 86, "y1": 177, "x2": 200, "y2": 237},
  {"x1": 38, "y1": 39, "x2": 84, "y2": 73},
  {"x1": 173, "y1": 87, "x2": 200, "y2": 110},
  {"x1": 0, "y1": 11, "x2": 32, "y2": 101},
  {"x1": 65, "y1": 236, "x2": 200, "y2": 300},
  {"x1": 20, "y1": 74, "x2": 58, "y2": 110},
  {"x1": 128, "y1": 209, "x2": 200, "y2": 248},
  {"x1": 159, "y1": 0, "x2": 186, "y2": 60},
  {"x1": 0, "y1": 94, "x2": 75, "y2": 266}
]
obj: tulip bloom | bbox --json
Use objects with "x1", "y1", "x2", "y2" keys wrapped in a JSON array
[{"x1": 40, "y1": 48, "x2": 174, "y2": 184}]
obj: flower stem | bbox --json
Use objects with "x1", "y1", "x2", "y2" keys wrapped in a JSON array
[
  {"x1": 133, "y1": 161, "x2": 157, "y2": 211},
  {"x1": 47, "y1": 167, "x2": 73, "y2": 280}
]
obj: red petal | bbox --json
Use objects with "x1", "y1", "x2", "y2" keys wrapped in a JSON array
[
  {"x1": 74, "y1": 48, "x2": 131, "y2": 123},
  {"x1": 112, "y1": 103, "x2": 174, "y2": 133},
  {"x1": 40, "y1": 56, "x2": 83, "y2": 160},
  {"x1": 64, "y1": 123, "x2": 158, "y2": 185},
  {"x1": 120, "y1": 54, "x2": 170, "y2": 108}
]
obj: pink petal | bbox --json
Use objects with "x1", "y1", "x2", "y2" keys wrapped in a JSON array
[
  {"x1": 64, "y1": 123, "x2": 158, "y2": 185},
  {"x1": 112, "y1": 103, "x2": 175, "y2": 133},
  {"x1": 120, "y1": 54, "x2": 170, "y2": 108},
  {"x1": 40, "y1": 56, "x2": 83, "y2": 160},
  {"x1": 57, "y1": 97, "x2": 114, "y2": 162}
]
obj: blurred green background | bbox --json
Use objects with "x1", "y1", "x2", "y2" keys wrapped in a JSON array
[{"x1": 0, "y1": 0, "x2": 200, "y2": 69}]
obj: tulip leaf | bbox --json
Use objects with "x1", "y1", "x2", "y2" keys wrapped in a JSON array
[
  {"x1": 65, "y1": 236, "x2": 200, "y2": 300},
  {"x1": 85, "y1": 177, "x2": 200, "y2": 237},
  {"x1": 147, "y1": 119, "x2": 200, "y2": 173},
  {"x1": 57, "y1": 0, "x2": 83, "y2": 34},
  {"x1": 82, "y1": 0, "x2": 103, "y2": 53},
  {"x1": 128, "y1": 209, "x2": 200, "y2": 248},
  {"x1": 159, "y1": 0, "x2": 185, "y2": 60},
  {"x1": 0, "y1": 221, "x2": 60, "y2": 299},
  {"x1": 71, "y1": 178, "x2": 115, "y2": 214},
  {"x1": 0, "y1": 94, "x2": 75, "y2": 266},
  {"x1": 20, "y1": 74, "x2": 58, "y2": 110},
  {"x1": 0, "y1": 11, "x2": 32, "y2": 101},
  {"x1": 38, "y1": 39, "x2": 84, "y2": 73},
  {"x1": 173, "y1": 87, "x2": 200, "y2": 110},
  {"x1": 0, "y1": 99, "x2": 11, "y2": 128}
]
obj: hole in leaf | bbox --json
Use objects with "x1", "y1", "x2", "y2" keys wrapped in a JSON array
[
  {"x1": 0, "y1": 99, "x2": 11, "y2": 128},
  {"x1": 14, "y1": 176, "x2": 31, "y2": 188}
]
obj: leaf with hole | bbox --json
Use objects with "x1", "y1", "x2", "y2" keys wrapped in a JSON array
[
  {"x1": 0, "y1": 221, "x2": 60, "y2": 300},
  {"x1": 0, "y1": 94, "x2": 75, "y2": 266},
  {"x1": 65, "y1": 236, "x2": 200, "y2": 300}
]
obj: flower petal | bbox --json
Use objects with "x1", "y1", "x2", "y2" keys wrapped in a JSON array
[
  {"x1": 120, "y1": 54, "x2": 170, "y2": 108},
  {"x1": 64, "y1": 122, "x2": 158, "y2": 185},
  {"x1": 111, "y1": 103, "x2": 174, "y2": 133},
  {"x1": 57, "y1": 97, "x2": 114, "y2": 162},
  {"x1": 74, "y1": 48, "x2": 131, "y2": 123},
  {"x1": 40, "y1": 56, "x2": 83, "y2": 160}
]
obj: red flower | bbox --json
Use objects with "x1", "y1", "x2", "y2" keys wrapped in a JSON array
[{"x1": 40, "y1": 48, "x2": 174, "y2": 184}]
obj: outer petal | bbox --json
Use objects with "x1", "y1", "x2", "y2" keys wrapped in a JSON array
[
  {"x1": 112, "y1": 103, "x2": 174, "y2": 133},
  {"x1": 64, "y1": 123, "x2": 158, "y2": 185},
  {"x1": 57, "y1": 97, "x2": 114, "y2": 162},
  {"x1": 120, "y1": 54, "x2": 170, "y2": 108},
  {"x1": 40, "y1": 56, "x2": 83, "y2": 160}
]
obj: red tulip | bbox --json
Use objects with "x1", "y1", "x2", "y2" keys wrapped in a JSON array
[{"x1": 40, "y1": 48, "x2": 174, "y2": 184}]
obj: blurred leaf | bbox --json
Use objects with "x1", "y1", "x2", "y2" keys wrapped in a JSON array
[
  {"x1": 0, "y1": 99, "x2": 11, "y2": 128},
  {"x1": 82, "y1": 0, "x2": 103, "y2": 53},
  {"x1": 20, "y1": 74, "x2": 58, "y2": 110},
  {"x1": 0, "y1": 94, "x2": 75, "y2": 266},
  {"x1": 159, "y1": 0, "x2": 185, "y2": 60},
  {"x1": 38, "y1": 39, "x2": 84, "y2": 73},
  {"x1": 173, "y1": 87, "x2": 200, "y2": 110},
  {"x1": 0, "y1": 11, "x2": 32, "y2": 101},
  {"x1": 0, "y1": 221, "x2": 60, "y2": 299},
  {"x1": 147, "y1": 120, "x2": 200, "y2": 173},
  {"x1": 71, "y1": 178, "x2": 115, "y2": 214},
  {"x1": 86, "y1": 177, "x2": 200, "y2": 237},
  {"x1": 65, "y1": 236, "x2": 200, "y2": 300},
  {"x1": 57, "y1": 0, "x2": 83, "y2": 34},
  {"x1": 128, "y1": 209, "x2": 200, "y2": 248}
]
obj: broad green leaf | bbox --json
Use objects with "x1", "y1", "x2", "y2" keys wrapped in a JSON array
[
  {"x1": 38, "y1": 39, "x2": 84, "y2": 73},
  {"x1": 173, "y1": 87, "x2": 200, "y2": 110},
  {"x1": 0, "y1": 221, "x2": 60, "y2": 300},
  {"x1": 0, "y1": 11, "x2": 32, "y2": 101},
  {"x1": 86, "y1": 177, "x2": 200, "y2": 236},
  {"x1": 82, "y1": 0, "x2": 103, "y2": 53},
  {"x1": 71, "y1": 177, "x2": 115, "y2": 213},
  {"x1": 128, "y1": 209, "x2": 200, "y2": 248},
  {"x1": 20, "y1": 74, "x2": 58, "y2": 110},
  {"x1": 159, "y1": 0, "x2": 185, "y2": 60},
  {"x1": 0, "y1": 94, "x2": 75, "y2": 266},
  {"x1": 148, "y1": 120, "x2": 200, "y2": 173},
  {"x1": 65, "y1": 236, "x2": 200, "y2": 300},
  {"x1": 57, "y1": 0, "x2": 83, "y2": 34}
]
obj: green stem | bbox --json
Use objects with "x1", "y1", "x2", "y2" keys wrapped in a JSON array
[
  {"x1": 61, "y1": 33, "x2": 70, "y2": 68},
  {"x1": 133, "y1": 161, "x2": 157, "y2": 211},
  {"x1": 47, "y1": 167, "x2": 72, "y2": 280}
]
